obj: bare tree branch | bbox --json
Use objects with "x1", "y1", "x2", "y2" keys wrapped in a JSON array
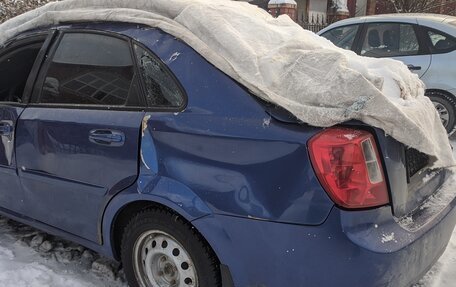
[{"x1": 386, "y1": 0, "x2": 456, "y2": 14}]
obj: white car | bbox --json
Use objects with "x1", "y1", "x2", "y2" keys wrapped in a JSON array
[{"x1": 319, "y1": 14, "x2": 456, "y2": 134}]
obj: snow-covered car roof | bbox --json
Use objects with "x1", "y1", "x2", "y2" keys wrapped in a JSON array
[{"x1": 0, "y1": 0, "x2": 453, "y2": 168}]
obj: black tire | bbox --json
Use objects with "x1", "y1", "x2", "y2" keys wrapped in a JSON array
[
  {"x1": 427, "y1": 90, "x2": 456, "y2": 135},
  {"x1": 120, "y1": 207, "x2": 221, "y2": 287}
]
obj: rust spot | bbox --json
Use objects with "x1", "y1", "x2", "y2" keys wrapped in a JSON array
[{"x1": 142, "y1": 115, "x2": 151, "y2": 137}]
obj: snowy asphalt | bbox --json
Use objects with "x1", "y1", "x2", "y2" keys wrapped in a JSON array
[{"x1": 0, "y1": 142, "x2": 455, "y2": 287}]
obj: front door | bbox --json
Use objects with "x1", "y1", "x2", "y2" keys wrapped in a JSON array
[
  {"x1": 359, "y1": 22, "x2": 432, "y2": 78},
  {"x1": 0, "y1": 34, "x2": 48, "y2": 213},
  {"x1": 16, "y1": 32, "x2": 145, "y2": 243}
]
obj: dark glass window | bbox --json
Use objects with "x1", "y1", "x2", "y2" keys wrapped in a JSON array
[
  {"x1": 134, "y1": 44, "x2": 184, "y2": 107},
  {"x1": 40, "y1": 33, "x2": 141, "y2": 106},
  {"x1": 321, "y1": 25, "x2": 359, "y2": 50},
  {"x1": 361, "y1": 23, "x2": 420, "y2": 57},
  {"x1": 426, "y1": 29, "x2": 456, "y2": 54},
  {"x1": 0, "y1": 42, "x2": 44, "y2": 103}
]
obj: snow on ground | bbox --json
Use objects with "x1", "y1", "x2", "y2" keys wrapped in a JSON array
[
  {"x1": 0, "y1": 143, "x2": 456, "y2": 287},
  {"x1": 415, "y1": 226, "x2": 456, "y2": 287},
  {"x1": 0, "y1": 217, "x2": 126, "y2": 287},
  {"x1": 412, "y1": 138, "x2": 456, "y2": 287}
]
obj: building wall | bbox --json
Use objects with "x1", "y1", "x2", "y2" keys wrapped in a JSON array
[
  {"x1": 268, "y1": 3, "x2": 298, "y2": 21},
  {"x1": 309, "y1": 0, "x2": 328, "y2": 23},
  {"x1": 348, "y1": 0, "x2": 357, "y2": 17},
  {"x1": 249, "y1": 0, "x2": 270, "y2": 10},
  {"x1": 355, "y1": 0, "x2": 368, "y2": 16},
  {"x1": 296, "y1": 0, "x2": 309, "y2": 23}
]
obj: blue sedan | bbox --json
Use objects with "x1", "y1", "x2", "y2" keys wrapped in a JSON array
[{"x1": 0, "y1": 22, "x2": 455, "y2": 287}]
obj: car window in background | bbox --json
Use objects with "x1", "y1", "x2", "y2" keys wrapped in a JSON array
[
  {"x1": 361, "y1": 23, "x2": 420, "y2": 57},
  {"x1": 134, "y1": 44, "x2": 184, "y2": 108},
  {"x1": 425, "y1": 29, "x2": 456, "y2": 54},
  {"x1": 40, "y1": 33, "x2": 142, "y2": 106},
  {"x1": 320, "y1": 25, "x2": 359, "y2": 50}
]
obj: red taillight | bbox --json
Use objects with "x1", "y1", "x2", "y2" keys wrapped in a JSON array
[{"x1": 308, "y1": 128, "x2": 389, "y2": 209}]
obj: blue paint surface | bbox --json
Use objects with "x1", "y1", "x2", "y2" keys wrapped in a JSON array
[{"x1": 0, "y1": 22, "x2": 454, "y2": 287}]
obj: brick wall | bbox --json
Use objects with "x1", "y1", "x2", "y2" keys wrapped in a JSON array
[{"x1": 268, "y1": 3, "x2": 298, "y2": 21}]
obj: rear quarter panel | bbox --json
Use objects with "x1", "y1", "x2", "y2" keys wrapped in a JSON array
[
  {"x1": 421, "y1": 50, "x2": 456, "y2": 92},
  {"x1": 96, "y1": 23, "x2": 335, "y2": 226}
]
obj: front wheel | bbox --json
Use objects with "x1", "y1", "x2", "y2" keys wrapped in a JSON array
[
  {"x1": 121, "y1": 208, "x2": 221, "y2": 287},
  {"x1": 427, "y1": 91, "x2": 456, "y2": 135}
]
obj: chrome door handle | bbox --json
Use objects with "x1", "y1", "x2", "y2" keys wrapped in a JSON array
[
  {"x1": 407, "y1": 64, "x2": 422, "y2": 71},
  {"x1": 89, "y1": 129, "x2": 125, "y2": 147}
]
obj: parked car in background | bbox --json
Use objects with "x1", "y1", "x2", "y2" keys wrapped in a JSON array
[
  {"x1": 319, "y1": 14, "x2": 456, "y2": 134},
  {"x1": 0, "y1": 21, "x2": 456, "y2": 287}
]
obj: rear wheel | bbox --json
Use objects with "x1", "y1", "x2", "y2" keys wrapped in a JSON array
[
  {"x1": 120, "y1": 208, "x2": 221, "y2": 287},
  {"x1": 427, "y1": 91, "x2": 456, "y2": 135}
]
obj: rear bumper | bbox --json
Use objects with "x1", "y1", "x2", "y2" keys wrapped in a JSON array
[{"x1": 193, "y1": 193, "x2": 456, "y2": 287}]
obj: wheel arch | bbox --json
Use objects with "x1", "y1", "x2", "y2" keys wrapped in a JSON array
[
  {"x1": 103, "y1": 193, "x2": 212, "y2": 260},
  {"x1": 425, "y1": 89, "x2": 456, "y2": 135},
  {"x1": 106, "y1": 197, "x2": 235, "y2": 287},
  {"x1": 426, "y1": 88, "x2": 456, "y2": 99}
]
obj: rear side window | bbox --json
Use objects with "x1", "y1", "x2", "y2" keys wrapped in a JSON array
[
  {"x1": 425, "y1": 28, "x2": 456, "y2": 54},
  {"x1": 0, "y1": 41, "x2": 44, "y2": 103},
  {"x1": 134, "y1": 44, "x2": 184, "y2": 107},
  {"x1": 361, "y1": 23, "x2": 421, "y2": 57},
  {"x1": 40, "y1": 33, "x2": 141, "y2": 106},
  {"x1": 320, "y1": 25, "x2": 359, "y2": 50}
]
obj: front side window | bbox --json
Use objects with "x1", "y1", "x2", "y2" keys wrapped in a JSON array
[
  {"x1": 361, "y1": 23, "x2": 420, "y2": 57},
  {"x1": 0, "y1": 41, "x2": 44, "y2": 103},
  {"x1": 134, "y1": 44, "x2": 184, "y2": 108},
  {"x1": 40, "y1": 33, "x2": 141, "y2": 106},
  {"x1": 320, "y1": 25, "x2": 359, "y2": 50},
  {"x1": 426, "y1": 29, "x2": 456, "y2": 54}
]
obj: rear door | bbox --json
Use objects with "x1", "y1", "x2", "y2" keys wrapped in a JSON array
[
  {"x1": 15, "y1": 31, "x2": 146, "y2": 243},
  {"x1": 419, "y1": 26, "x2": 456, "y2": 91},
  {"x1": 359, "y1": 22, "x2": 432, "y2": 78},
  {"x1": 0, "y1": 33, "x2": 50, "y2": 213}
]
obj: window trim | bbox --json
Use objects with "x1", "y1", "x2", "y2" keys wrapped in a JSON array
[
  {"x1": 419, "y1": 25, "x2": 456, "y2": 55},
  {"x1": 356, "y1": 22, "x2": 430, "y2": 58},
  {"x1": 31, "y1": 28, "x2": 188, "y2": 112}
]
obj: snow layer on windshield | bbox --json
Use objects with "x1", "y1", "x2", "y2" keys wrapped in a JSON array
[{"x1": 0, "y1": 0, "x2": 454, "y2": 167}]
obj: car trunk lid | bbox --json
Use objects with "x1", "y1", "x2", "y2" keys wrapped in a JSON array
[{"x1": 373, "y1": 129, "x2": 449, "y2": 218}]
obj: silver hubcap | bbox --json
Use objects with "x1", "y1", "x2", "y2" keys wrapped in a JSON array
[
  {"x1": 133, "y1": 230, "x2": 198, "y2": 287},
  {"x1": 433, "y1": 101, "x2": 450, "y2": 128}
]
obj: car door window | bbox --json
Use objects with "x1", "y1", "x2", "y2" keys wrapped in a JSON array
[
  {"x1": 40, "y1": 33, "x2": 142, "y2": 106},
  {"x1": 320, "y1": 25, "x2": 359, "y2": 50},
  {"x1": 0, "y1": 41, "x2": 44, "y2": 103},
  {"x1": 361, "y1": 23, "x2": 421, "y2": 58},
  {"x1": 134, "y1": 44, "x2": 185, "y2": 107},
  {"x1": 425, "y1": 29, "x2": 456, "y2": 54}
]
